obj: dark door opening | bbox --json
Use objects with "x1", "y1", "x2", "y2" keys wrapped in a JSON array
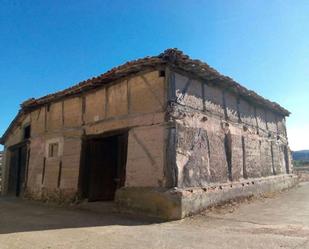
[
  {"x1": 79, "y1": 132, "x2": 128, "y2": 202},
  {"x1": 8, "y1": 145, "x2": 28, "y2": 196}
]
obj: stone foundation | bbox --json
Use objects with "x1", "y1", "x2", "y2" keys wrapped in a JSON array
[
  {"x1": 24, "y1": 187, "x2": 78, "y2": 204},
  {"x1": 115, "y1": 174, "x2": 298, "y2": 220}
]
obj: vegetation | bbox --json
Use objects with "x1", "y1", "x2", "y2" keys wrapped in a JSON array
[
  {"x1": 293, "y1": 160, "x2": 309, "y2": 167},
  {"x1": 292, "y1": 150, "x2": 309, "y2": 167}
]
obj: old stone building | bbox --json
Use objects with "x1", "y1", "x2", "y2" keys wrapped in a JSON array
[{"x1": 0, "y1": 49, "x2": 297, "y2": 219}]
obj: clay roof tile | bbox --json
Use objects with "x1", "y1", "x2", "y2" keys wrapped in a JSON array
[{"x1": 0, "y1": 48, "x2": 290, "y2": 144}]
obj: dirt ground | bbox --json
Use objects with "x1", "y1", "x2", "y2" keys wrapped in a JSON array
[{"x1": 0, "y1": 182, "x2": 309, "y2": 249}]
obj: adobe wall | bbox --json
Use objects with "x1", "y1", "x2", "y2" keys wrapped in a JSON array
[
  {"x1": 115, "y1": 70, "x2": 296, "y2": 220},
  {"x1": 1, "y1": 114, "x2": 31, "y2": 195},
  {"x1": 170, "y1": 71, "x2": 292, "y2": 188},
  {"x1": 3, "y1": 70, "x2": 169, "y2": 200}
]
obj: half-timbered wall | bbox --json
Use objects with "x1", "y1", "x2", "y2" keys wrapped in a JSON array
[
  {"x1": 3, "y1": 70, "x2": 168, "y2": 198},
  {"x1": 2, "y1": 68, "x2": 292, "y2": 199},
  {"x1": 170, "y1": 71, "x2": 292, "y2": 188}
]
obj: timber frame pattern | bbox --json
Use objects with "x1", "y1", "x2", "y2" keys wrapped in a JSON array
[{"x1": 0, "y1": 49, "x2": 296, "y2": 219}]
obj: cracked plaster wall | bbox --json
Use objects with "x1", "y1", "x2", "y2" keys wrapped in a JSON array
[{"x1": 171, "y1": 72, "x2": 292, "y2": 188}]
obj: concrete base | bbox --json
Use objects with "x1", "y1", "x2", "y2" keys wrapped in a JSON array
[{"x1": 115, "y1": 174, "x2": 298, "y2": 220}]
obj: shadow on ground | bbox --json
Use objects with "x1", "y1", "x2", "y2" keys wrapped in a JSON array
[{"x1": 0, "y1": 197, "x2": 163, "y2": 234}]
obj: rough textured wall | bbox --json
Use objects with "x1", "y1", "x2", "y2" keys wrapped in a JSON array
[
  {"x1": 170, "y1": 71, "x2": 291, "y2": 188},
  {"x1": 30, "y1": 108, "x2": 46, "y2": 136},
  {"x1": 173, "y1": 111, "x2": 228, "y2": 186},
  {"x1": 106, "y1": 81, "x2": 128, "y2": 118},
  {"x1": 27, "y1": 136, "x2": 45, "y2": 191},
  {"x1": 4, "y1": 114, "x2": 30, "y2": 147},
  {"x1": 60, "y1": 136, "x2": 81, "y2": 190},
  {"x1": 2, "y1": 114, "x2": 30, "y2": 195},
  {"x1": 63, "y1": 98, "x2": 82, "y2": 127},
  {"x1": 4, "y1": 70, "x2": 168, "y2": 198},
  {"x1": 126, "y1": 125, "x2": 167, "y2": 187},
  {"x1": 84, "y1": 88, "x2": 106, "y2": 123},
  {"x1": 46, "y1": 102, "x2": 62, "y2": 131},
  {"x1": 84, "y1": 70, "x2": 167, "y2": 188},
  {"x1": 129, "y1": 72, "x2": 165, "y2": 114}
]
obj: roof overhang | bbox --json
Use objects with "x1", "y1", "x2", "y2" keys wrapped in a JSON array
[{"x1": 0, "y1": 48, "x2": 290, "y2": 144}]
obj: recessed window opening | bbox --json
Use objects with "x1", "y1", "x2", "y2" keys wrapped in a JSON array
[
  {"x1": 24, "y1": 125, "x2": 31, "y2": 140},
  {"x1": 48, "y1": 143, "x2": 59, "y2": 158}
]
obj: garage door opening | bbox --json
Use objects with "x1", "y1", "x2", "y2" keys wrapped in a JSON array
[{"x1": 79, "y1": 131, "x2": 128, "y2": 202}]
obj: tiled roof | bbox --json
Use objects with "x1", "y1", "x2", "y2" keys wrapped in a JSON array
[
  {"x1": 21, "y1": 48, "x2": 290, "y2": 115},
  {"x1": 1, "y1": 48, "x2": 290, "y2": 144}
]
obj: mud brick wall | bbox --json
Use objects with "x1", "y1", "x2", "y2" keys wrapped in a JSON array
[
  {"x1": 259, "y1": 140, "x2": 273, "y2": 176},
  {"x1": 3, "y1": 70, "x2": 169, "y2": 198},
  {"x1": 126, "y1": 125, "x2": 167, "y2": 187},
  {"x1": 2, "y1": 67, "x2": 292, "y2": 197},
  {"x1": 1, "y1": 115, "x2": 31, "y2": 194},
  {"x1": 171, "y1": 71, "x2": 291, "y2": 187}
]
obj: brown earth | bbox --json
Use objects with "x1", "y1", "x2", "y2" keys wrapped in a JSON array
[{"x1": 0, "y1": 182, "x2": 308, "y2": 249}]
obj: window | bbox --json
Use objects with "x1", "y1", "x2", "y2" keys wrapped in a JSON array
[
  {"x1": 24, "y1": 125, "x2": 31, "y2": 140},
  {"x1": 48, "y1": 143, "x2": 59, "y2": 158},
  {"x1": 159, "y1": 70, "x2": 165, "y2": 77}
]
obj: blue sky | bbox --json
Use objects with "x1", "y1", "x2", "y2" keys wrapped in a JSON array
[{"x1": 0, "y1": 0, "x2": 308, "y2": 150}]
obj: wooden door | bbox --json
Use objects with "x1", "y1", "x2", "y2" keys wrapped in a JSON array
[
  {"x1": 8, "y1": 145, "x2": 28, "y2": 196},
  {"x1": 83, "y1": 133, "x2": 127, "y2": 201}
]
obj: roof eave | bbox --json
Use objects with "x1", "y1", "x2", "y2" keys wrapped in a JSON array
[
  {"x1": 0, "y1": 110, "x2": 23, "y2": 145},
  {"x1": 1, "y1": 49, "x2": 291, "y2": 142}
]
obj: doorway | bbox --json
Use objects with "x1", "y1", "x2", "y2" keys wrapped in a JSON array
[
  {"x1": 79, "y1": 131, "x2": 128, "y2": 201},
  {"x1": 8, "y1": 144, "x2": 28, "y2": 196}
]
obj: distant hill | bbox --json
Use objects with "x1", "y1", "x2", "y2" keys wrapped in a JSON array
[{"x1": 292, "y1": 150, "x2": 309, "y2": 162}]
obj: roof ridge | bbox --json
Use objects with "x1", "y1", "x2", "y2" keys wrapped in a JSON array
[
  {"x1": 20, "y1": 48, "x2": 290, "y2": 115},
  {"x1": 158, "y1": 48, "x2": 189, "y2": 61},
  {"x1": 1, "y1": 48, "x2": 291, "y2": 144}
]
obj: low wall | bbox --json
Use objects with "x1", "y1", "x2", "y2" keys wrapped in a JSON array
[{"x1": 115, "y1": 174, "x2": 298, "y2": 220}]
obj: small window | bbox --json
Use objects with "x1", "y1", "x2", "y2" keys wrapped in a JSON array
[
  {"x1": 48, "y1": 143, "x2": 59, "y2": 158},
  {"x1": 24, "y1": 125, "x2": 31, "y2": 139},
  {"x1": 159, "y1": 70, "x2": 165, "y2": 77}
]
